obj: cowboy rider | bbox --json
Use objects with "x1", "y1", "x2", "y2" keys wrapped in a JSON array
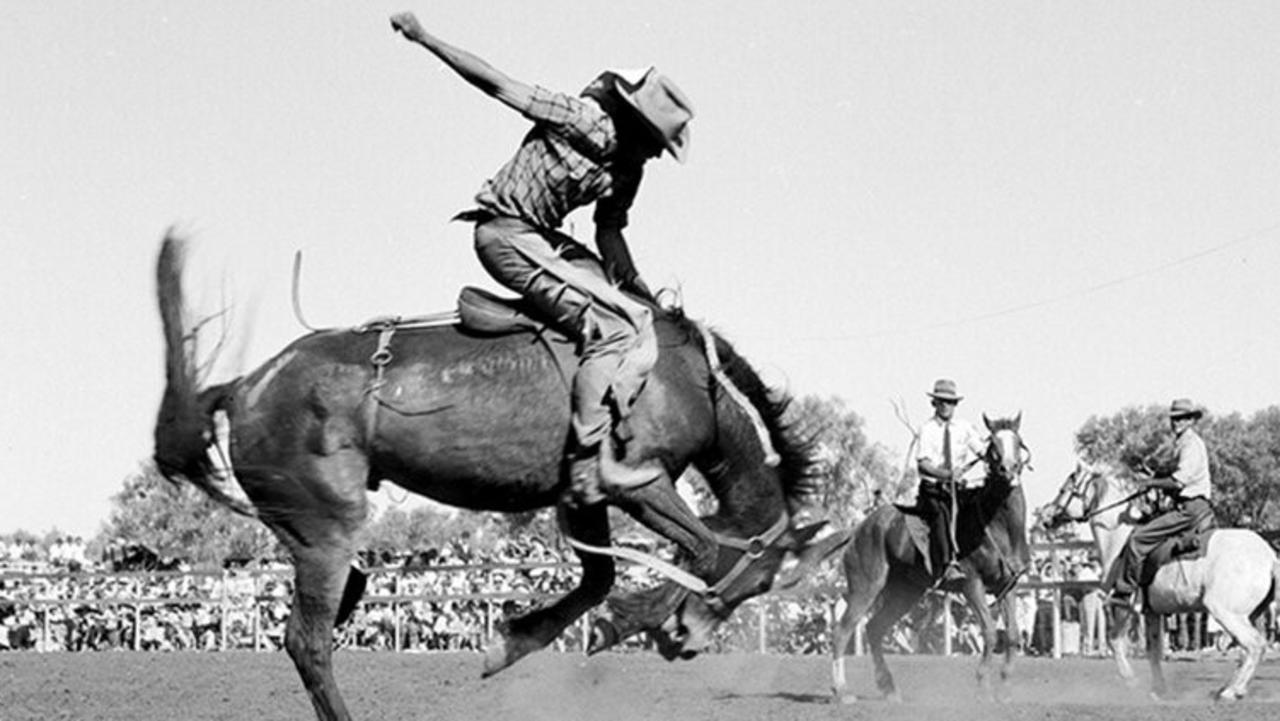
[
  {"x1": 390, "y1": 12, "x2": 694, "y2": 507},
  {"x1": 916, "y1": 378, "x2": 986, "y2": 582},
  {"x1": 1104, "y1": 398, "x2": 1215, "y2": 604}
]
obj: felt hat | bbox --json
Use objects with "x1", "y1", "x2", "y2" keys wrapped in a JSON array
[
  {"x1": 927, "y1": 378, "x2": 963, "y2": 402},
  {"x1": 1168, "y1": 398, "x2": 1203, "y2": 419},
  {"x1": 616, "y1": 68, "x2": 694, "y2": 163}
]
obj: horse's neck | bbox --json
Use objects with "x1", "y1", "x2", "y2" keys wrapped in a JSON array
[{"x1": 1089, "y1": 476, "x2": 1134, "y2": 577}]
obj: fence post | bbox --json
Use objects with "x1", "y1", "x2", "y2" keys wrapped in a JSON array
[
  {"x1": 580, "y1": 611, "x2": 590, "y2": 655},
  {"x1": 220, "y1": 569, "x2": 229, "y2": 651},
  {"x1": 41, "y1": 605, "x2": 49, "y2": 653},
  {"x1": 1051, "y1": 586, "x2": 1062, "y2": 659},
  {"x1": 757, "y1": 599, "x2": 767, "y2": 654},
  {"x1": 393, "y1": 576, "x2": 402, "y2": 651},
  {"x1": 942, "y1": 593, "x2": 953, "y2": 656},
  {"x1": 133, "y1": 605, "x2": 141, "y2": 651}
]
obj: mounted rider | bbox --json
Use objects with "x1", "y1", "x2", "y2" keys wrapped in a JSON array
[
  {"x1": 1104, "y1": 398, "x2": 1216, "y2": 604},
  {"x1": 915, "y1": 379, "x2": 987, "y2": 582},
  {"x1": 391, "y1": 12, "x2": 693, "y2": 507}
]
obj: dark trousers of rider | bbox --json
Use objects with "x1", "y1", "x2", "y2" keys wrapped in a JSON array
[
  {"x1": 918, "y1": 481, "x2": 957, "y2": 573},
  {"x1": 1107, "y1": 496, "x2": 1214, "y2": 596},
  {"x1": 471, "y1": 216, "x2": 657, "y2": 454}
]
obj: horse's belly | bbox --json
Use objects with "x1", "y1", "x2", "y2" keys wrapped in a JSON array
[{"x1": 1146, "y1": 561, "x2": 1206, "y2": 612}]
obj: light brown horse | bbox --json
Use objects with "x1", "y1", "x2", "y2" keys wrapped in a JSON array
[
  {"x1": 153, "y1": 233, "x2": 830, "y2": 721},
  {"x1": 1039, "y1": 461, "x2": 1280, "y2": 701},
  {"x1": 830, "y1": 415, "x2": 1031, "y2": 704}
]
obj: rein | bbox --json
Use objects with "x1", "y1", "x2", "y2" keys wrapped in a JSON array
[
  {"x1": 1051, "y1": 470, "x2": 1145, "y2": 523},
  {"x1": 562, "y1": 513, "x2": 789, "y2": 602}
]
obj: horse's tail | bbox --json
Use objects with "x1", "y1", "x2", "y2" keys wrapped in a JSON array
[{"x1": 153, "y1": 231, "x2": 252, "y2": 515}]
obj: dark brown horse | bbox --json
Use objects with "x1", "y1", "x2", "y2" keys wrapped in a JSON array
[
  {"x1": 153, "y1": 233, "x2": 828, "y2": 721},
  {"x1": 830, "y1": 415, "x2": 1030, "y2": 704}
]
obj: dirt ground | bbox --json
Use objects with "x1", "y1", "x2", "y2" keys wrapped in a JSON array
[{"x1": 2, "y1": 650, "x2": 1279, "y2": 721}]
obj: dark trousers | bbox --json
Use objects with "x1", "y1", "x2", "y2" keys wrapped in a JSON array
[
  {"x1": 918, "y1": 481, "x2": 956, "y2": 572},
  {"x1": 1107, "y1": 496, "x2": 1214, "y2": 595}
]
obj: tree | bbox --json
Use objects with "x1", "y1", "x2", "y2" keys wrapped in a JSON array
[
  {"x1": 96, "y1": 463, "x2": 279, "y2": 567},
  {"x1": 788, "y1": 395, "x2": 900, "y2": 528}
]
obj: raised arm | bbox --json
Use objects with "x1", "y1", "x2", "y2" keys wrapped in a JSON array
[{"x1": 391, "y1": 12, "x2": 535, "y2": 113}]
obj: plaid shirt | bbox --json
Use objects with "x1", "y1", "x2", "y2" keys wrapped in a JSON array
[{"x1": 475, "y1": 85, "x2": 642, "y2": 230}]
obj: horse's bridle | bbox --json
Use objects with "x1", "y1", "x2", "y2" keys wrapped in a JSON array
[
  {"x1": 701, "y1": 512, "x2": 791, "y2": 613},
  {"x1": 984, "y1": 427, "x2": 1032, "y2": 484},
  {"x1": 1044, "y1": 465, "x2": 1143, "y2": 525}
]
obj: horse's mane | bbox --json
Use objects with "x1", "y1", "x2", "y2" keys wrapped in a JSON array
[{"x1": 661, "y1": 309, "x2": 820, "y2": 506}]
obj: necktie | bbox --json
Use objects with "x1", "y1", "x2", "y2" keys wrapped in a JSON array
[{"x1": 942, "y1": 422, "x2": 953, "y2": 475}]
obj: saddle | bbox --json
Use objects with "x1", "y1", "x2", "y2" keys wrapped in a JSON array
[
  {"x1": 1139, "y1": 526, "x2": 1216, "y2": 587},
  {"x1": 456, "y1": 286, "x2": 557, "y2": 336}
]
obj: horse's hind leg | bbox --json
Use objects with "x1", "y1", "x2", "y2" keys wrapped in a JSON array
[
  {"x1": 255, "y1": 454, "x2": 369, "y2": 721},
  {"x1": 483, "y1": 504, "x2": 615, "y2": 676},
  {"x1": 831, "y1": 546, "x2": 888, "y2": 704},
  {"x1": 865, "y1": 582, "x2": 925, "y2": 703},
  {"x1": 1207, "y1": 605, "x2": 1266, "y2": 700}
]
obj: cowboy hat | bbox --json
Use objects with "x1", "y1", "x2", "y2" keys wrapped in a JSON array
[
  {"x1": 615, "y1": 68, "x2": 694, "y2": 163},
  {"x1": 927, "y1": 378, "x2": 963, "y2": 402},
  {"x1": 1168, "y1": 398, "x2": 1203, "y2": 419}
]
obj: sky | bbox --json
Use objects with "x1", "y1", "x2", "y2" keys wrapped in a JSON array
[{"x1": 2, "y1": 2, "x2": 1279, "y2": 538}]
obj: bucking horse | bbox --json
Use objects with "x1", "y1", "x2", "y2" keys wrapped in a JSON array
[{"x1": 152, "y1": 232, "x2": 834, "y2": 721}]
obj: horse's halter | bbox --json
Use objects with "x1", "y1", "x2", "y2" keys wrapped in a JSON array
[{"x1": 701, "y1": 513, "x2": 790, "y2": 614}]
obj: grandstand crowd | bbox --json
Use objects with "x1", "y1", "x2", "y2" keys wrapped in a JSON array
[{"x1": 2, "y1": 533, "x2": 1276, "y2": 657}]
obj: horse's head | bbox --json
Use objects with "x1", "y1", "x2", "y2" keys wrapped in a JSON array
[
  {"x1": 1036, "y1": 459, "x2": 1100, "y2": 530},
  {"x1": 982, "y1": 412, "x2": 1030, "y2": 483}
]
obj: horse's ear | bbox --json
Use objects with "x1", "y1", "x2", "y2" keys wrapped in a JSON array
[
  {"x1": 983, "y1": 413, "x2": 992, "y2": 431},
  {"x1": 1012, "y1": 411, "x2": 1021, "y2": 431}
]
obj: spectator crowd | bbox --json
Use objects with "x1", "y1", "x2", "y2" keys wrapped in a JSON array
[{"x1": 3, "y1": 532, "x2": 1277, "y2": 658}]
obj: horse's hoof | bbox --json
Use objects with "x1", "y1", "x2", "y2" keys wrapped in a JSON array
[
  {"x1": 587, "y1": 618, "x2": 619, "y2": 655},
  {"x1": 481, "y1": 637, "x2": 511, "y2": 677},
  {"x1": 481, "y1": 634, "x2": 539, "y2": 677},
  {"x1": 1214, "y1": 687, "x2": 1244, "y2": 702},
  {"x1": 884, "y1": 691, "x2": 903, "y2": 704}
]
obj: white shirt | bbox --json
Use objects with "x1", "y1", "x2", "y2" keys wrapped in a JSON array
[
  {"x1": 917, "y1": 415, "x2": 987, "y2": 483},
  {"x1": 1172, "y1": 428, "x2": 1211, "y2": 500}
]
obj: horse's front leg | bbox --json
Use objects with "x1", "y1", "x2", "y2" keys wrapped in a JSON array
[
  {"x1": 483, "y1": 503, "x2": 615, "y2": 676},
  {"x1": 1143, "y1": 610, "x2": 1168, "y2": 700},
  {"x1": 1108, "y1": 602, "x2": 1138, "y2": 687},
  {"x1": 611, "y1": 474, "x2": 719, "y2": 579},
  {"x1": 997, "y1": 591, "x2": 1021, "y2": 691},
  {"x1": 959, "y1": 575, "x2": 998, "y2": 702}
]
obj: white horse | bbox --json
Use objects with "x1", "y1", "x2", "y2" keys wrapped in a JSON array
[{"x1": 1038, "y1": 460, "x2": 1279, "y2": 700}]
